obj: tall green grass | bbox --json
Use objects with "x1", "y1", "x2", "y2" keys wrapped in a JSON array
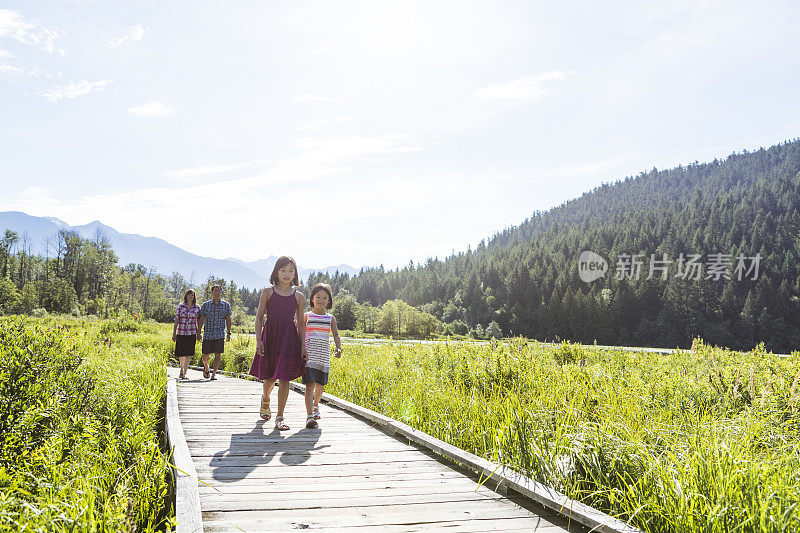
[
  {"x1": 322, "y1": 338, "x2": 800, "y2": 532},
  {"x1": 0, "y1": 316, "x2": 172, "y2": 532}
]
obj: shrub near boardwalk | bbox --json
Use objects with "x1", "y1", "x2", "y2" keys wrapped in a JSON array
[
  {"x1": 326, "y1": 339, "x2": 800, "y2": 532},
  {"x1": 0, "y1": 316, "x2": 171, "y2": 532}
]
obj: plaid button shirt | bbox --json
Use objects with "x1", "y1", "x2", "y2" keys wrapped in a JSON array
[
  {"x1": 199, "y1": 299, "x2": 232, "y2": 340},
  {"x1": 174, "y1": 303, "x2": 200, "y2": 335}
]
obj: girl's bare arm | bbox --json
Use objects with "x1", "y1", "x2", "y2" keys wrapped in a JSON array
[
  {"x1": 296, "y1": 292, "x2": 308, "y2": 360},
  {"x1": 255, "y1": 288, "x2": 271, "y2": 355},
  {"x1": 330, "y1": 315, "x2": 342, "y2": 357}
]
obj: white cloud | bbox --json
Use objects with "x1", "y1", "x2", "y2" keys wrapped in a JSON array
[
  {"x1": 38, "y1": 79, "x2": 114, "y2": 102},
  {"x1": 108, "y1": 24, "x2": 146, "y2": 47},
  {"x1": 290, "y1": 93, "x2": 336, "y2": 102},
  {"x1": 0, "y1": 135, "x2": 422, "y2": 265},
  {"x1": 293, "y1": 115, "x2": 356, "y2": 131},
  {"x1": 0, "y1": 9, "x2": 64, "y2": 54},
  {"x1": 167, "y1": 162, "x2": 257, "y2": 179},
  {"x1": 1, "y1": 63, "x2": 55, "y2": 78},
  {"x1": 293, "y1": 120, "x2": 334, "y2": 132},
  {"x1": 0, "y1": 48, "x2": 12, "y2": 58},
  {"x1": 129, "y1": 101, "x2": 175, "y2": 118},
  {"x1": 310, "y1": 44, "x2": 330, "y2": 54},
  {"x1": 473, "y1": 71, "x2": 572, "y2": 101}
]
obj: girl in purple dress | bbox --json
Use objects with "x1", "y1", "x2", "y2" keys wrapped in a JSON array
[{"x1": 249, "y1": 256, "x2": 308, "y2": 430}]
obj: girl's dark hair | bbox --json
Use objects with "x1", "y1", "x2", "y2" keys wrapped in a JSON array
[
  {"x1": 309, "y1": 283, "x2": 333, "y2": 310},
  {"x1": 270, "y1": 256, "x2": 300, "y2": 286},
  {"x1": 183, "y1": 289, "x2": 197, "y2": 305}
]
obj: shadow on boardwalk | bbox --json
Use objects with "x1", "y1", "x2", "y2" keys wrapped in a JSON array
[{"x1": 209, "y1": 419, "x2": 329, "y2": 483}]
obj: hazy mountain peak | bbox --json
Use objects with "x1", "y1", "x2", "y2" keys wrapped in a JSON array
[{"x1": 0, "y1": 211, "x2": 363, "y2": 289}]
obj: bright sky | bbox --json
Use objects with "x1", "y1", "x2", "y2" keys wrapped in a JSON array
[{"x1": 1, "y1": 1, "x2": 799, "y2": 268}]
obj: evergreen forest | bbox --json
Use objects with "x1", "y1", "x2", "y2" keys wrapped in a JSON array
[{"x1": 309, "y1": 139, "x2": 800, "y2": 352}]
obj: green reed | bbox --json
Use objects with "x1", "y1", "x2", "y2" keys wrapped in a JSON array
[
  {"x1": 0, "y1": 316, "x2": 172, "y2": 532},
  {"x1": 323, "y1": 338, "x2": 800, "y2": 533}
]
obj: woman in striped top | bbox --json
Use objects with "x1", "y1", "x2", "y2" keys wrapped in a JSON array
[{"x1": 303, "y1": 283, "x2": 342, "y2": 428}]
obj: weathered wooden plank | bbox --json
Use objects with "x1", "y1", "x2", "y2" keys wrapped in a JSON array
[
  {"x1": 196, "y1": 470, "x2": 464, "y2": 488},
  {"x1": 187, "y1": 442, "x2": 414, "y2": 456},
  {"x1": 196, "y1": 476, "x2": 492, "y2": 495},
  {"x1": 201, "y1": 499, "x2": 559, "y2": 529},
  {"x1": 179, "y1": 419, "x2": 378, "y2": 427},
  {"x1": 197, "y1": 455, "x2": 444, "y2": 469},
  {"x1": 181, "y1": 425, "x2": 382, "y2": 431},
  {"x1": 185, "y1": 436, "x2": 412, "y2": 445},
  {"x1": 199, "y1": 489, "x2": 514, "y2": 512},
  {"x1": 204, "y1": 516, "x2": 562, "y2": 533},
  {"x1": 192, "y1": 449, "x2": 426, "y2": 467},
  {"x1": 195, "y1": 459, "x2": 448, "y2": 479}
]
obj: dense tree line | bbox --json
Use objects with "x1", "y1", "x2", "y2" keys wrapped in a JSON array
[
  {"x1": 323, "y1": 290, "x2": 440, "y2": 336},
  {"x1": 0, "y1": 228, "x2": 261, "y2": 324},
  {"x1": 309, "y1": 140, "x2": 800, "y2": 352},
  {"x1": 0, "y1": 230, "x2": 446, "y2": 336}
]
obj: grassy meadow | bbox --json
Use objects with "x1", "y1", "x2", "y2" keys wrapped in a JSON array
[
  {"x1": 4, "y1": 315, "x2": 798, "y2": 532},
  {"x1": 0, "y1": 315, "x2": 173, "y2": 532},
  {"x1": 324, "y1": 339, "x2": 800, "y2": 532}
]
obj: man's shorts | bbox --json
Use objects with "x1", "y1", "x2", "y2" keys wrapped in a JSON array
[{"x1": 202, "y1": 338, "x2": 225, "y2": 354}]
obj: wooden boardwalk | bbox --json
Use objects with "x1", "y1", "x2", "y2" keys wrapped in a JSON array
[{"x1": 170, "y1": 368, "x2": 586, "y2": 532}]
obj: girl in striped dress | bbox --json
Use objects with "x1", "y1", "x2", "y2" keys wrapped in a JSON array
[{"x1": 303, "y1": 283, "x2": 342, "y2": 428}]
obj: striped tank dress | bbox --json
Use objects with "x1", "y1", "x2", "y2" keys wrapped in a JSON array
[{"x1": 304, "y1": 312, "x2": 332, "y2": 385}]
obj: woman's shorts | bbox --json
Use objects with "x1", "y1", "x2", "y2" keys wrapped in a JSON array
[
  {"x1": 303, "y1": 367, "x2": 329, "y2": 386},
  {"x1": 202, "y1": 338, "x2": 225, "y2": 354},
  {"x1": 175, "y1": 334, "x2": 196, "y2": 357}
]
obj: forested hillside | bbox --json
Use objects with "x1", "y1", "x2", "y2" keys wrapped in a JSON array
[{"x1": 310, "y1": 140, "x2": 800, "y2": 352}]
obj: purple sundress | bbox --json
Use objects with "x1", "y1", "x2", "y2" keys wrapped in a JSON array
[{"x1": 249, "y1": 287, "x2": 306, "y2": 381}]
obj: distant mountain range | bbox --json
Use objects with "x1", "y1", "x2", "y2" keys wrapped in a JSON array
[{"x1": 0, "y1": 211, "x2": 360, "y2": 289}]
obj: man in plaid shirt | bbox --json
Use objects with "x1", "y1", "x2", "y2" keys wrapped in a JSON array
[{"x1": 197, "y1": 285, "x2": 232, "y2": 380}]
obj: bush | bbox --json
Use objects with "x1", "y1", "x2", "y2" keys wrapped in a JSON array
[
  {"x1": 450, "y1": 319, "x2": 469, "y2": 335},
  {"x1": 486, "y1": 320, "x2": 502, "y2": 339},
  {"x1": 0, "y1": 319, "x2": 85, "y2": 466},
  {"x1": 99, "y1": 311, "x2": 148, "y2": 335},
  {"x1": 0, "y1": 278, "x2": 21, "y2": 314},
  {"x1": 553, "y1": 340, "x2": 585, "y2": 366}
]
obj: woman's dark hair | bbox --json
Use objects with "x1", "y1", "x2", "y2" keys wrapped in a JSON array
[
  {"x1": 183, "y1": 289, "x2": 197, "y2": 305},
  {"x1": 309, "y1": 283, "x2": 333, "y2": 310},
  {"x1": 270, "y1": 256, "x2": 300, "y2": 286}
]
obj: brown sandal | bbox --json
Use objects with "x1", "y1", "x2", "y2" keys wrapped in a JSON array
[{"x1": 260, "y1": 395, "x2": 271, "y2": 420}]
